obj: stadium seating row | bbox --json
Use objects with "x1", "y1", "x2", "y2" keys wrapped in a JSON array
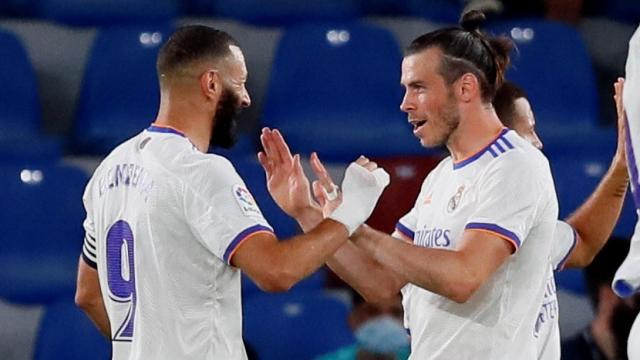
[
  {"x1": 3, "y1": 0, "x2": 640, "y2": 26},
  {"x1": 5, "y1": 152, "x2": 634, "y2": 358},
  {"x1": 31, "y1": 290, "x2": 353, "y2": 360},
  {"x1": 0, "y1": 0, "x2": 463, "y2": 25},
  {"x1": 0, "y1": 149, "x2": 635, "y2": 305},
  {"x1": 0, "y1": 19, "x2": 619, "y2": 162}
]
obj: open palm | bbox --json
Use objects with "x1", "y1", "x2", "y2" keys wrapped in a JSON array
[{"x1": 258, "y1": 128, "x2": 318, "y2": 217}]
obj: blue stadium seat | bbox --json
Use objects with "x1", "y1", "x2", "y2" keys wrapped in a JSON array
[
  {"x1": 36, "y1": 0, "x2": 179, "y2": 26},
  {"x1": 549, "y1": 152, "x2": 636, "y2": 238},
  {"x1": 0, "y1": 163, "x2": 88, "y2": 304},
  {"x1": 0, "y1": 29, "x2": 62, "y2": 162},
  {"x1": 262, "y1": 23, "x2": 426, "y2": 162},
  {"x1": 34, "y1": 300, "x2": 111, "y2": 360},
  {"x1": 243, "y1": 292, "x2": 354, "y2": 360},
  {"x1": 0, "y1": 29, "x2": 41, "y2": 139},
  {"x1": 231, "y1": 156, "x2": 300, "y2": 239},
  {"x1": 211, "y1": 0, "x2": 362, "y2": 26},
  {"x1": 487, "y1": 20, "x2": 598, "y2": 134},
  {"x1": 74, "y1": 25, "x2": 171, "y2": 155},
  {"x1": 401, "y1": 0, "x2": 464, "y2": 23},
  {"x1": 555, "y1": 268, "x2": 586, "y2": 295}
]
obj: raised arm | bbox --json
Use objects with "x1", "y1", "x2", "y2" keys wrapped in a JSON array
[
  {"x1": 309, "y1": 153, "x2": 409, "y2": 302},
  {"x1": 257, "y1": 128, "x2": 407, "y2": 302},
  {"x1": 564, "y1": 78, "x2": 630, "y2": 268},
  {"x1": 234, "y1": 153, "x2": 390, "y2": 293}
]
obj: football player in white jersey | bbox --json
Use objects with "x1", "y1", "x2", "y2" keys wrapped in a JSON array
[
  {"x1": 260, "y1": 10, "x2": 559, "y2": 359},
  {"x1": 73, "y1": 25, "x2": 391, "y2": 360},
  {"x1": 492, "y1": 80, "x2": 630, "y2": 359}
]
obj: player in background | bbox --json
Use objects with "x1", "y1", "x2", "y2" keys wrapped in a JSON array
[
  {"x1": 492, "y1": 79, "x2": 629, "y2": 359},
  {"x1": 74, "y1": 25, "x2": 390, "y2": 360},
  {"x1": 612, "y1": 23, "x2": 640, "y2": 360},
  {"x1": 260, "y1": 11, "x2": 558, "y2": 359}
]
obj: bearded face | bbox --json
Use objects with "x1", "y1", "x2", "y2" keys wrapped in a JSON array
[{"x1": 209, "y1": 86, "x2": 242, "y2": 149}]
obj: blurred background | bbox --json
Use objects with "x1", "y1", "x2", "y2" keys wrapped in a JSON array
[{"x1": 0, "y1": 0, "x2": 638, "y2": 359}]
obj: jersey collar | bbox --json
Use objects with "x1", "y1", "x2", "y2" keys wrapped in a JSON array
[{"x1": 146, "y1": 123, "x2": 186, "y2": 138}]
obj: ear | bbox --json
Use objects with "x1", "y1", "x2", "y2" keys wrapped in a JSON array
[
  {"x1": 200, "y1": 70, "x2": 220, "y2": 101},
  {"x1": 456, "y1": 73, "x2": 480, "y2": 103}
]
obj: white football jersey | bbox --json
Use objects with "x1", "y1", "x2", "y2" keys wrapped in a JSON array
[
  {"x1": 81, "y1": 124, "x2": 273, "y2": 359},
  {"x1": 394, "y1": 129, "x2": 558, "y2": 359},
  {"x1": 535, "y1": 221, "x2": 577, "y2": 360}
]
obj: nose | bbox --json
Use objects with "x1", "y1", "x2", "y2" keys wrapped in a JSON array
[
  {"x1": 240, "y1": 89, "x2": 251, "y2": 108},
  {"x1": 400, "y1": 92, "x2": 414, "y2": 113},
  {"x1": 531, "y1": 131, "x2": 543, "y2": 150}
]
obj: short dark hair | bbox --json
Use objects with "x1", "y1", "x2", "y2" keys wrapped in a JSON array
[
  {"x1": 405, "y1": 10, "x2": 513, "y2": 102},
  {"x1": 156, "y1": 25, "x2": 239, "y2": 80},
  {"x1": 584, "y1": 237, "x2": 630, "y2": 308},
  {"x1": 493, "y1": 81, "x2": 527, "y2": 128}
]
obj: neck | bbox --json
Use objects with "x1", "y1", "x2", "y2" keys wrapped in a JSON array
[
  {"x1": 446, "y1": 102, "x2": 504, "y2": 162},
  {"x1": 154, "y1": 88, "x2": 214, "y2": 153}
]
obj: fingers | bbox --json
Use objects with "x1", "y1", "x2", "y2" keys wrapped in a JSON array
[
  {"x1": 614, "y1": 78, "x2": 625, "y2": 114},
  {"x1": 260, "y1": 128, "x2": 278, "y2": 163},
  {"x1": 272, "y1": 129, "x2": 294, "y2": 164},
  {"x1": 355, "y1": 155, "x2": 378, "y2": 172},
  {"x1": 292, "y1": 154, "x2": 303, "y2": 178},
  {"x1": 310, "y1": 152, "x2": 336, "y2": 192},
  {"x1": 260, "y1": 127, "x2": 294, "y2": 166},
  {"x1": 257, "y1": 151, "x2": 272, "y2": 174}
]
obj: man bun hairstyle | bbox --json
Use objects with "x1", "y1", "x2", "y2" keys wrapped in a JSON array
[{"x1": 406, "y1": 10, "x2": 513, "y2": 102}]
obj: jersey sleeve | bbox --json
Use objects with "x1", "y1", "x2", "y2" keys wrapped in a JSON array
[
  {"x1": 81, "y1": 177, "x2": 98, "y2": 269},
  {"x1": 393, "y1": 207, "x2": 417, "y2": 242},
  {"x1": 184, "y1": 157, "x2": 274, "y2": 265},
  {"x1": 464, "y1": 152, "x2": 543, "y2": 253},
  {"x1": 550, "y1": 221, "x2": 577, "y2": 271}
]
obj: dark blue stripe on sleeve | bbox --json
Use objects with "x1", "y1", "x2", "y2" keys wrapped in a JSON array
[{"x1": 465, "y1": 222, "x2": 521, "y2": 248}]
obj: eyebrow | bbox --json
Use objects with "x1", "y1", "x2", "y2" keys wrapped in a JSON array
[{"x1": 404, "y1": 81, "x2": 425, "y2": 88}]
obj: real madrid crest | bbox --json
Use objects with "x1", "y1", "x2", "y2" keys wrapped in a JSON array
[{"x1": 447, "y1": 185, "x2": 465, "y2": 213}]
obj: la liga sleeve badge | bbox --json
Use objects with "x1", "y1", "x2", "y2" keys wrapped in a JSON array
[{"x1": 232, "y1": 184, "x2": 263, "y2": 218}]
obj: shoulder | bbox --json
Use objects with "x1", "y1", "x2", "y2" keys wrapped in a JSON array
[
  {"x1": 174, "y1": 151, "x2": 243, "y2": 199},
  {"x1": 485, "y1": 131, "x2": 551, "y2": 179}
]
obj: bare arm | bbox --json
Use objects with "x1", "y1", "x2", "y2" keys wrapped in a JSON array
[
  {"x1": 326, "y1": 230, "x2": 408, "y2": 303},
  {"x1": 75, "y1": 257, "x2": 111, "y2": 339},
  {"x1": 231, "y1": 218, "x2": 349, "y2": 292},
  {"x1": 256, "y1": 128, "x2": 405, "y2": 301},
  {"x1": 351, "y1": 226, "x2": 513, "y2": 303},
  {"x1": 240, "y1": 144, "x2": 390, "y2": 292},
  {"x1": 564, "y1": 78, "x2": 630, "y2": 268}
]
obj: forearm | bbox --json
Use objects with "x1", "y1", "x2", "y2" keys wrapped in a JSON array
[
  {"x1": 565, "y1": 159, "x2": 629, "y2": 267},
  {"x1": 352, "y1": 226, "x2": 476, "y2": 303},
  {"x1": 274, "y1": 219, "x2": 350, "y2": 287},
  {"x1": 75, "y1": 257, "x2": 111, "y2": 339},
  {"x1": 327, "y1": 239, "x2": 406, "y2": 303},
  {"x1": 77, "y1": 295, "x2": 111, "y2": 339}
]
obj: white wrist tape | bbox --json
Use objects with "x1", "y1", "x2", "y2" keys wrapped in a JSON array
[{"x1": 329, "y1": 163, "x2": 390, "y2": 235}]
